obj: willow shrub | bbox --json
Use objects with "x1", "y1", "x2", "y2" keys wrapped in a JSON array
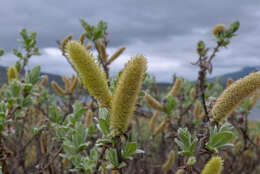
[{"x1": 0, "y1": 20, "x2": 259, "y2": 174}]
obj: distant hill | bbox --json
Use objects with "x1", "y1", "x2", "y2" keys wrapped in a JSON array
[
  {"x1": 210, "y1": 66, "x2": 260, "y2": 85},
  {"x1": 0, "y1": 65, "x2": 63, "y2": 86}
]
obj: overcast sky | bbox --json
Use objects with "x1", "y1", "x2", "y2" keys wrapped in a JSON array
[{"x1": 0, "y1": 0, "x2": 260, "y2": 82}]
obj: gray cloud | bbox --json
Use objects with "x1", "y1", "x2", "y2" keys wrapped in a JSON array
[{"x1": 0, "y1": 0, "x2": 260, "y2": 82}]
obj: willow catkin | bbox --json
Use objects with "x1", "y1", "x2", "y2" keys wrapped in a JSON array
[
  {"x1": 144, "y1": 91, "x2": 163, "y2": 111},
  {"x1": 60, "y1": 34, "x2": 72, "y2": 53},
  {"x1": 66, "y1": 41, "x2": 112, "y2": 108},
  {"x1": 39, "y1": 75, "x2": 48, "y2": 86},
  {"x1": 176, "y1": 169, "x2": 184, "y2": 174},
  {"x1": 190, "y1": 87, "x2": 196, "y2": 100},
  {"x1": 212, "y1": 24, "x2": 226, "y2": 35},
  {"x1": 162, "y1": 150, "x2": 175, "y2": 171},
  {"x1": 211, "y1": 71, "x2": 260, "y2": 122},
  {"x1": 68, "y1": 75, "x2": 78, "y2": 93},
  {"x1": 248, "y1": 89, "x2": 260, "y2": 110},
  {"x1": 153, "y1": 119, "x2": 167, "y2": 135},
  {"x1": 7, "y1": 65, "x2": 19, "y2": 82},
  {"x1": 167, "y1": 77, "x2": 183, "y2": 97},
  {"x1": 107, "y1": 46, "x2": 126, "y2": 65},
  {"x1": 61, "y1": 75, "x2": 70, "y2": 93},
  {"x1": 79, "y1": 33, "x2": 85, "y2": 45},
  {"x1": 96, "y1": 41, "x2": 107, "y2": 63},
  {"x1": 84, "y1": 110, "x2": 93, "y2": 128},
  {"x1": 110, "y1": 55, "x2": 147, "y2": 136},
  {"x1": 201, "y1": 156, "x2": 224, "y2": 174},
  {"x1": 51, "y1": 81, "x2": 66, "y2": 96},
  {"x1": 193, "y1": 100, "x2": 202, "y2": 119},
  {"x1": 149, "y1": 111, "x2": 160, "y2": 132},
  {"x1": 226, "y1": 78, "x2": 233, "y2": 88}
]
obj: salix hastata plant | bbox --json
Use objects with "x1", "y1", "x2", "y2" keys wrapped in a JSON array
[{"x1": 0, "y1": 19, "x2": 259, "y2": 174}]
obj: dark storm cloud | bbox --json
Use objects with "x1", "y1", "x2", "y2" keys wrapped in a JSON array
[{"x1": 0, "y1": 0, "x2": 260, "y2": 81}]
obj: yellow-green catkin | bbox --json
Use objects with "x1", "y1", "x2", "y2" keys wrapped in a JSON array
[
  {"x1": 176, "y1": 169, "x2": 184, "y2": 174},
  {"x1": 96, "y1": 41, "x2": 107, "y2": 63},
  {"x1": 149, "y1": 111, "x2": 160, "y2": 132},
  {"x1": 110, "y1": 55, "x2": 147, "y2": 136},
  {"x1": 144, "y1": 91, "x2": 163, "y2": 111},
  {"x1": 84, "y1": 110, "x2": 93, "y2": 128},
  {"x1": 162, "y1": 150, "x2": 175, "y2": 171},
  {"x1": 39, "y1": 75, "x2": 48, "y2": 86},
  {"x1": 107, "y1": 46, "x2": 126, "y2": 65},
  {"x1": 226, "y1": 78, "x2": 233, "y2": 88},
  {"x1": 66, "y1": 41, "x2": 112, "y2": 107},
  {"x1": 51, "y1": 81, "x2": 66, "y2": 96},
  {"x1": 248, "y1": 89, "x2": 260, "y2": 110},
  {"x1": 193, "y1": 100, "x2": 202, "y2": 119},
  {"x1": 68, "y1": 75, "x2": 78, "y2": 93},
  {"x1": 190, "y1": 87, "x2": 196, "y2": 100},
  {"x1": 201, "y1": 156, "x2": 224, "y2": 174},
  {"x1": 167, "y1": 77, "x2": 183, "y2": 97},
  {"x1": 212, "y1": 24, "x2": 226, "y2": 36},
  {"x1": 61, "y1": 75, "x2": 70, "y2": 93},
  {"x1": 60, "y1": 34, "x2": 72, "y2": 53},
  {"x1": 7, "y1": 65, "x2": 19, "y2": 82},
  {"x1": 79, "y1": 33, "x2": 85, "y2": 45},
  {"x1": 154, "y1": 119, "x2": 167, "y2": 135},
  {"x1": 212, "y1": 71, "x2": 260, "y2": 122}
]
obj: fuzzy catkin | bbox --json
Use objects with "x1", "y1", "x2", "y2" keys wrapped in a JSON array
[
  {"x1": 149, "y1": 111, "x2": 160, "y2": 132},
  {"x1": 212, "y1": 24, "x2": 226, "y2": 35},
  {"x1": 193, "y1": 100, "x2": 202, "y2": 119},
  {"x1": 61, "y1": 75, "x2": 70, "y2": 93},
  {"x1": 162, "y1": 150, "x2": 175, "y2": 171},
  {"x1": 144, "y1": 92, "x2": 163, "y2": 111},
  {"x1": 153, "y1": 119, "x2": 167, "y2": 135},
  {"x1": 107, "y1": 46, "x2": 126, "y2": 65},
  {"x1": 39, "y1": 75, "x2": 48, "y2": 86},
  {"x1": 176, "y1": 169, "x2": 184, "y2": 174},
  {"x1": 167, "y1": 77, "x2": 183, "y2": 97},
  {"x1": 7, "y1": 65, "x2": 19, "y2": 83},
  {"x1": 226, "y1": 78, "x2": 233, "y2": 88},
  {"x1": 96, "y1": 41, "x2": 107, "y2": 63},
  {"x1": 68, "y1": 75, "x2": 78, "y2": 93},
  {"x1": 51, "y1": 81, "x2": 66, "y2": 96},
  {"x1": 84, "y1": 110, "x2": 93, "y2": 128},
  {"x1": 66, "y1": 41, "x2": 112, "y2": 108},
  {"x1": 110, "y1": 55, "x2": 147, "y2": 136},
  {"x1": 201, "y1": 156, "x2": 223, "y2": 174},
  {"x1": 190, "y1": 87, "x2": 196, "y2": 100},
  {"x1": 248, "y1": 89, "x2": 260, "y2": 110},
  {"x1": 60, "y1": 34, "x2": 72, "y2": 53},
  {"x1": 79, "y1": 33, "x2": 85, "y2": 45},
  {"x1": 211, "y1": 71, "x2": 260, "y2": 122}
]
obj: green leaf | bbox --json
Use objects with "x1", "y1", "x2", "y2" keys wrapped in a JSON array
[
  {"x1": 108, "y1": 149, "x2": 119, "y2": 167},
  {"x1": 208, "y1": 131, "x2": 233, "y2": 148},
  {"x1": 123, "y1": 142, "x2": 137, "y2": 158},
  {"x1": 98, "y1": 118, "x2": 110, "y2": 135}
]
